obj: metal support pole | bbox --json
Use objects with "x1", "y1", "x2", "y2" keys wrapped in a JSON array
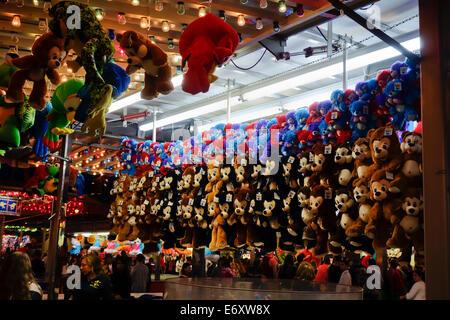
[
  {"x1": 46, "y1": 134, "x2": 71, "y2": 300},
  {"x1": 343, "y1": 37, "x2": 348, "y2": 90},
  {"x1": 226, "y1": 79, "x2": 231, "y2": 123},
  {"x1": 152, "y1": 107, "x2": 157, "y2": 142},
  {"x1": 328, "y1": 0, "x2": 420, "y2": 64},
  {"x1": 327, "y1": 21, "x2": 333, "y2": 57},
  {"x1": 0, "y1": 215, "x2": 4, "y2": 253}
]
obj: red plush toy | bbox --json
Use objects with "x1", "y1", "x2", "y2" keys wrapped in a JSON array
[
  {"x1": 179, "y1": 14, "x2": 239, "y2": 95},
  {"x1": 5, "y1": 32, "x2": 66, "y2": 110}
]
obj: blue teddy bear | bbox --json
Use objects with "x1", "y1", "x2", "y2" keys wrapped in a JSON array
[
  {"x1": 349, "y1": 100, "x2": 373, "y2": 142},
  {"x1": 384, "y1": 80, "x2": 418, "y2": 130},
  {"x1": 294, "y1": 108, "x2": 309, "y2": 131}
]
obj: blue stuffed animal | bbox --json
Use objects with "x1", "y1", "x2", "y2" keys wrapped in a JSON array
[
  {"x1": 294, "y1": 108, "x2": 309, "y2": 131},
  {"x1": 281, "y1": 130, "x2": 298, "y2": 156},
  {"x1": 26, "y1": 101, "x2": 52, "y2": 157},
  {"x1": 384, "y1": 80, "x2": 418, "y2": 129},
  {"x1": 359, "y1": 79, "x2": 378, "y2": 101},
  {"x1": 349, "y1": 100, "x2": 373, "y2": 141}
]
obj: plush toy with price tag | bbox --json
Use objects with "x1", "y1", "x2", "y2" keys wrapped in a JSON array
[
  {"x1": 281, "y1": 155, "x2": 300, "y2": 189},
  {"x1": 383, "y1": 79, "x2": 418, "y2": 130},
  {"x1": 308, "y1": 143, "x2": 335, "y2": 190},
  {"x1": 228, "y1": 187, "x2": 254, "y2": 248},
  {"x1": 349, "y1": 100, "x2": 373, "y2": 142},
  {"x1": 329, "y1": 144, "x2": 354, "y2": 189}
]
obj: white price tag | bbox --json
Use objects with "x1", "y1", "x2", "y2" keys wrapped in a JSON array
[
  {"x1": 119, "y1": 200, "x2": 123, "y2": 205},
  {"x1": 331, "y1": 112, "x2": 338, "y2": 120},
  {"x1": 168, "y1": 201, "x2": 173, "y2": 206},
  {"x1": 256, "y1": 192, "x2": 262, "y2": 201},
  {"x1": 144, "y1": 200, "x2": 149, "y2": 205},
  {"x1": 149, "y1": 171, "x2": 154, "y2": 177},
  {"x1": 325, "y1": 145, "x2": 332, "y2": 155},
  {"x1": 245, "y1": 193, "x2": 250, "y2": 201},
  {"x1": 226, "y1": 194, "x2": 232, "y2": 203},
  {"x1": 156, "y1": 177, "x2": 160, "y2": 182},
  {"x1": 121, "y1": 176, "x2": 126, "y2": 181},
  {"x1": 188, "y1": 198, "x2": 194, "y2": 206},
  {"x1": 386, "y1": 171, "x2": 394, "y2": 180},
  {"x1": 288, "y1": 156, "x2": 294, "y2": 164},
  {"x1": 400, "y1": 66, "x2": 408, "y2": 75},
  {"x1": 214, "y1": 196, "x2": 219, "y2": 203},
  {"x1": 309, "y1": 153, "x2": 314, "y2": 162},
  {"x1": 394, "y1": 82, "x2": 402, "y2": 91},
  {"x1": 384, "y1": 127, "x2": 393, "y2": 136},
  {"x1": 289, "y1": 191, "x2": 295, "y2": 199},
  {"x1": 200, "y1": 199, "x2": 206, "y2": 207},
  {"x1": 241, "y1": 159, "x2": 247, "y2": 167},
  {"x1": 325, "y1": 189, "x2": 332, "y2": 199}
]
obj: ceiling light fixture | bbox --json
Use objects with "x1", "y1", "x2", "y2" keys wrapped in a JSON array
[
  {"x1": 11, "y1": 15, "x2": 21, "y2": 28},
  {"x1": 140, "y1": 17, "x2": 149, "y2": 29},
  {"x1": 237, "y1": 15, "x2": 245, "y2": 27},
  {"x1": 256, "y1": 18, "x2": 263, "y2": 30},
  {"x1": 198, "y1": 6, "x2": 206, "y2": 17},
  {"x1": 155, "y1": 1, "x2": 164, "y2": 12},
  {"x1": 259, "y1": 0, "x2": 268, "y2": 9},
  {"x1": 161, "y1": 20, "x2": 170, "y2": 32},
  {"x1": 278, "y1": 0, "x2": 287, "y2": 13},
  {"x1": 177, "y1": 2, "x2": 185, "y2": 15}
]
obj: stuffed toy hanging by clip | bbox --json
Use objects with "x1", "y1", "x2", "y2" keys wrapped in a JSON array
[
  {"x1": 179, "y1": 13, "x2": 239, "y2": 94},
  {"x1": 48, "y1": 1, "x2": 115, "y2": 137}
]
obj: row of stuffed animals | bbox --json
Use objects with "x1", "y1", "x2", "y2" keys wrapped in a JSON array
[
  {"x1": 108, "y1": 122, "x2": 423, "y2": 266},
  {"x1": 0, "y1": 1, "x2": 240, "y2": 155},
  {"x1": 114, "y1": 52, "x2": 421, "y2": 180}
]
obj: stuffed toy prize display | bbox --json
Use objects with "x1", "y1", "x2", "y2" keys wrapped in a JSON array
[{"x1": 107, "y1": 59, "x2": 423, "y2": 266}]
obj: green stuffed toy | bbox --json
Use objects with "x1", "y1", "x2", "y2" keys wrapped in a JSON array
[
  {"x1": 43, "y1": 79, "x2": 84, "y2": 149},
  {"x1": 48, "y1": 1, "x2": 115, "y2": 137},
  {"x1": 0, "y1": 52, "x2": 36, "y2": 152},
  {"x1": 35, "y1": 164, "x2": 60, "y2": 196}
]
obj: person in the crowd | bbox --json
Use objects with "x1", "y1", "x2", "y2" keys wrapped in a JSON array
[
  {"x1": 223, "y1": 253, "x2": 232, "y2": 268},
  {"x1": 261, "y1": 256, "x2": 277, "y2": 279},
  {"x1": 30, "y1": 250, "x2": 46, "y2": 281},
  {"x1": 326, "y1": 255, "x2": 343, "y2": 284},
  {"x1": 103, "y1": 253, "x2": 114, "y2": 276},
  {"x1": 110, "y1": 256, "x2": 132, "y2": 299},
  {"x1": 295, "y1": 262, "x2": 316, "y2": 281},
  {"x1": 218, "y1": 257, "x2": 235, "y2": 278},
  {"x1": 146, "y1": 257, "x2": 156, "y2": 276},
  {"x1": 338, "y1": 257, "x2": 352, "y2": 286},
  {"x1": 314, "y1": 255, "x2": 331, "y2": 282},
  {"x1": 207, "y1": 259, "x2": 221, "y2": 278},
  {"x1": 401, "y1": 267, "x2": 426, "y2": 300},
  {"x1": 245, "y1": 251, "x2": 262, "y2": 278},
  {"x1": 349, "y1": 257, "x2": 367, "y2": 288},
  {"x1": 176, "y1": 256, "x2": 184, "y2": 275},
  {"x1": 73, "y1": 254, "x2": 113, "y2": 300},
  {"x1": 296, "y1": 253, "x2": 306, "y2": 266},
  {"x1": 180, "y1": 263, "x2": 192, "y2": 278},
  {"x1": 401, "y1": 264, "x2": 414, "y2": 291},
  {"x1": 230, "y1": 257, "x2": 246, "y2": 279},
  {"x1": 388, "y1": 258, "x2": 406, "y2": 300},
  {"x1": 0, "y1": 251, "x2": 43, "y2": 300},
  {"x1": 278, "y1": 254, "x2": 297, "y2": 279},
  {"x1": 130, "y1": 254, "x2": 150, "y2": 293}
]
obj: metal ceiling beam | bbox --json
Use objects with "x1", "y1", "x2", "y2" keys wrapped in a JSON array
[{"x1": 327, "y1": 0, "x2": 420, "y2": 64}]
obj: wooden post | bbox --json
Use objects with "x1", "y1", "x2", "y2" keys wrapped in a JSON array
[{"x1": 419, "y1": 0, "x2": 450, "y2": 300}]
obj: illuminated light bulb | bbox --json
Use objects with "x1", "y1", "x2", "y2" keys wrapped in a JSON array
[
  {"x1": 67, "y1": 67, "x2": 73, "y2": 73},
  {"x1": 278, "y1": 0, "x2": 287, "y2": 13},
  {"x1": 296, "y1": 4, "x2": 304, "y2": 17},
  {"x1": 219, "y1": 10, "x2": 226, "y2": 21},
  {"x1": 38, "y1": 18, "x2": 47, "y2": 31},
  {"x1": 273, "y1": 21, "x2": 280, "y2": 32},
  {"x1": 33, "y1": 0, "x2": 39, "y2": 7},
  {"x1": 259, "y1": 0, "x2": 268, "y2": 8},
  {"x1": 199, "y1": 6, "x2": 206, "y2": 17},
  {"x1": 62, "y1": 75, "x2": 67, "y2": 82},
  {"x1": 256, "y1": 18, "x2": 263, "y2": 30},
  {"x1": 16, "y1": 0, "x2": 24, "y2": 8},
  {"x1": 155, "y1": 1, "x2": 163, "y2": 12},
  {"x1": 117, "y1": 12, "x2": 126, "y2": 25},
  {"x1": 161, "y1": 20, "x2": 169, "y2": 32},
  {"x1": 95, "y1": 9, "x2": 104, "y2": 21},
  {"x1": 140, "y1": 17, "x2": 149, "y2": 29},
  {"x1": 11, "y1": 15, "x2": 21, "y2": 28},
  {"x1": 177, "y1": 2, "x2": 185, "y2": 15},
  {"x1": 131, "y1": 0, "x2": 139, "y2": 6},
  {"x1": 168, "y1": 38, "x2": 174, "y2": 49},
  {"x1": 237, "y1": 15, "x2": 245, "y2": 27},
  {"x1": 43, "y1": 0, "x2": 51, "y2": 12}
]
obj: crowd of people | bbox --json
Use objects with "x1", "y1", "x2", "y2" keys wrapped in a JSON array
[{"x1": 0, "y1": 243, "x2": 426, "y2": 300}]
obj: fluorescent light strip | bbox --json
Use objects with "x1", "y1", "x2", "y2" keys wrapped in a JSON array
[
  {"x1": 139, "y1": 96, "x2": 241, "y2": 131},
  {"x1": 108, "y1": 74, "x2": 184, "y2": 113},
  {"x1": 243, "y1": 37, "x2": 420, "y2": 101}
]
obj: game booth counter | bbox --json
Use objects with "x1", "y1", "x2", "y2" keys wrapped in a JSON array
[{"x1": 0, "y1": 0, "x2": 448, "y2": 301}]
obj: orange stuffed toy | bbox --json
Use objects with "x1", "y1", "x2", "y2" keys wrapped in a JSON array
[
  {"x1": 117, "y1": 31, "x2": 174, "y2": 100},
  {"x1": 5, "y1": 32, "x2": 66, "y2": 110},
  {"x1": 179, "y1": 13, "x2": 239, "y2": 95}
]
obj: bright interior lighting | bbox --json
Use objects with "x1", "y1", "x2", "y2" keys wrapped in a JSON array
[
  {"x1": 243, "y1": 37, "x2": 420, "y2": 101},
  {"x1": 139, "y1": 97, "x2": 240, "y2": 131}
]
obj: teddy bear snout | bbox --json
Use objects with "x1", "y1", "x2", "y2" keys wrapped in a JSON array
[
  {"x1": 55, "y1": 61, "x2": 60, "y2": 67},
  {"x1": 408, "y1": 208, "x2": 416, "y2": 214},
  {"x1": 375, "y1": 191, "x2": 381, "y2": 197},
  {"x1": 337, "y1": 204, "x2": 343, "y2": 209},
  {"x1": 127, "y1": 58, "x2": 132, "y2": 64}
]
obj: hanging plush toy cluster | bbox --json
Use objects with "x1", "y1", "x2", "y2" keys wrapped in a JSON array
[{"x1": 107, "y1": 58, "x2": 423, "y2": 264}]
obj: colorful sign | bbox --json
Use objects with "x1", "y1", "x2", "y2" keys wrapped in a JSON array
[{"x1": 0, "y1": 196, "x2": 19, "y2": 216}]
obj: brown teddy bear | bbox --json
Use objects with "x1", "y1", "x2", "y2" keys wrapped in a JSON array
[
  {"x1": 389, "y1": 131, "x2": 422, "y2": 193},
  {"x1": 308, "y1": 143, "x2": 335, "y2": 190},
  {"x1": 386, "y1": 188, "x2": 424, "y2": 259},
  {"x1": 205, "y1": 163, "x2": 222, "y2": 193},
  {"x1": 351, "y1": 137, "x2": 373, "y2": 183},
  {"x1": 230, "y1": 187, "x2": 253, "y2": 248},
  {"x1": 367, "y1": 123, "x2": 402, "y2": 176},
  {"x1": 117, "y1": 31, "x2": 174, "y2": 100},
  {"x1": 364, "y1": 168, "x2": 402, "y2": 251},
  {"x1": 346, "y1": 179, "x2": 372, "y2": 239},
  {"x1": 6, "y1": 32, "x2": 66, "y2": 110}
]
